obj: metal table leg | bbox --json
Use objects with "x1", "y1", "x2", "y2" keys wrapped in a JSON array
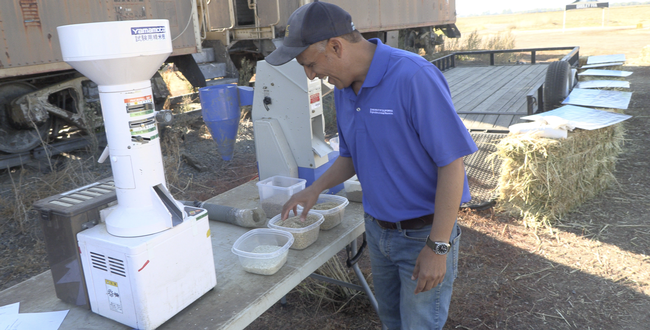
[{"x1": 309, "y1": 233, "x2": 387, "y2": 330}]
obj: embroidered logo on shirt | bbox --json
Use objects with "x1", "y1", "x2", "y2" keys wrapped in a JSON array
[{"x1": 369, "y1": 108, "x2": 393, "y2": 115}]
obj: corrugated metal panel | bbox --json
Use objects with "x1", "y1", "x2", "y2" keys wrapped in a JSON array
[
  {"x1": 255, "y1": 0, "x2": 280, "y2": 27},
  {"x1": 0, "y1": 0, "x2": 198, "y2": 79},
  {"x1": 324, "y1": 0, "x2": 456, "y2": 32},
  {"x1": 206, "y1": 0, "x2": 233, "y2": 30},
  {"x1": 206, "y1": 0, "x2": 455, "y2": 39}
]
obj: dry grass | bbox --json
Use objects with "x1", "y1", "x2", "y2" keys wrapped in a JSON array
[
  {"x1": 291, "y1": 253, "x2": 374, "y2": 324},
  {"x1": 493, "y1": 121, "x2": 625, "y2": 228},
  {"x1": 629, "y1": 44, "x2": 650, "y2": 65},
  {"x1": 444, "y1": 29, "x2": 515, "y2": 53},
  {"x1": 322, "y1": 90, "x2": 337, "y2": 137},
  {"x1": 1, "y1": 152, "x2": 108, "y2": 234},
  {"x1": 457, "y1": 5, "x2": 650, "y2": 33},
  {"x1": 238, "y1": 58, "x2": 255, "y2": 87},
  {"x1": 160, "y1": 64, "x2": 195, "y2": 97},
  {"x1": 431, "y1": 29, "x2": 518, "y2": 64},
  {"x1": 297, "y1": 255, "x2": 355, "y2": 300},
  {"x1": 160, "y1": 127, "x2": 187, "y2": 195}
]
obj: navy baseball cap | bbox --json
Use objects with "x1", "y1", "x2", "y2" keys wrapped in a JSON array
[{"x1": 265, "y1": 1, "x2": 355, "y2": 66}]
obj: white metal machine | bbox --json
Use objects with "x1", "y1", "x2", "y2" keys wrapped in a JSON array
[
  {"x1": 252, "y1": 59, "x2": 341, "y2": 191},
  {"x1": 57, "y1": 20, "x2": 216, "y2": 329}
]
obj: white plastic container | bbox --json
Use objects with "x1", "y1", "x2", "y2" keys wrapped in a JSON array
[
  {"x1": 231, "y1": 228, "x2": 294, "y2": 275},
  {"x1": 344, "y1": 175, "x2": 362, "y2": 203},
  {"x1": 268, "y1": 211, "x2": 324, "y2": 250},
  {"x1": 297, "y1": 194, "x2": 349, "y2": 230},
  {"x1": 257, "y1": 176, "x2": 307, "y2": 218}
]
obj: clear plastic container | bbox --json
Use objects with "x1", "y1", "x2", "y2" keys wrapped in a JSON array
[
  {"x1": 256, "y1": 176, "x2": 307, "y2": 218},
  {"x1": 329, "y1": 136, "x2": 339, "y2": 151},
  {"x1": 268, "y1": 211, "x2": 324, "y2": 250},
  {"x1": 231, "y1": 228, "x2": 294, "y2": 275},
  {"x1": 297, "y1": 194, "x2": 349, "y2": 230},
  {"x1": 344, "y1": 175, "x2": 362, "y2": 203}
]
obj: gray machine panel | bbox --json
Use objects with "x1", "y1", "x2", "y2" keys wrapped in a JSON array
[
  {"x1": 32, "y1": 177, "x2": 117, "y2": 309},
  {"x1": 0, "y1": 0, "x2": 199, "y2": 79}
]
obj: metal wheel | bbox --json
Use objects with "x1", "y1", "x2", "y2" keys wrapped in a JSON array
[{"x1": 0, "y1": 82, "x2": 52, "y2": 153}]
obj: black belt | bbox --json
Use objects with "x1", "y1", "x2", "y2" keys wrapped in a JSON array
[{"x1": 375, "y1": 214, "x2": 434, "y2": 230}]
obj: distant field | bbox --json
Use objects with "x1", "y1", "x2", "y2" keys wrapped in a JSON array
[
  {"x1": 452, "y1": 5, "x2": 650, "y2": 61},
  {"x1": 457, "y1": 5, "x2": 650, "y2": 33}
]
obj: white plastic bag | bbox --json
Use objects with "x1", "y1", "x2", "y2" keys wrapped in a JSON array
[{"x1": 509, "y1": 116, "x2": 575, "y2": 139}]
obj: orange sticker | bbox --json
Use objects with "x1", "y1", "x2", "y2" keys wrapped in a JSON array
[{"x1": 124, "y1": 95, "x2": 152, "y2": 105}]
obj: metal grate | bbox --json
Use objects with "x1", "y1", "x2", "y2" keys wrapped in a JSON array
[
  {"x1": 48, "y1": 181, "x2": 115, "y2": 208},
  {"x1": 462, "y1": 133, "x2": 507, "y2": 209}
]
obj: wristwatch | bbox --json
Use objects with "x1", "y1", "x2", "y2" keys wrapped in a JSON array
[{"x1": 426, "y1": 235, "x2": 451, "y2": 255}]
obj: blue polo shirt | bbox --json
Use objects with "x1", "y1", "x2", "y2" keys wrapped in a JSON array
[{"x1": 335, "y1": 39, "x2": 478, "y2": 222}]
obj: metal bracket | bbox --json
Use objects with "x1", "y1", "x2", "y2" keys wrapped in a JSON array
[{"x1": 8, "y1": 76, "x2": 96, "y2": 130}]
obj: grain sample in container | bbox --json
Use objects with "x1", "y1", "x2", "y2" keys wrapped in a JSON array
[
  {"x1": 257, "y1": 176, "x2": 306, "y2": 218},
  {"x1": 344, "y1": 175, "x2": 362, "y2": 203},
  {"x1": 268, "y1": 211, "x2": 324, "y2": 250},
  {"x1": 231, "y1": 228, "x2": 294, "y2": 275},
  {"x1": 298, "y1": 194, "x2": 349, "y2": 230}
]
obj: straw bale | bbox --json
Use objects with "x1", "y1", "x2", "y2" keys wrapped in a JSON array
[{"x1": 493, "y1": 120, "x2": 625, "y2": 228}]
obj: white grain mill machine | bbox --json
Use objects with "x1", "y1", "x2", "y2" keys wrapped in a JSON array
[
  {"x1": 57, "y1": 20, "x2": 216, "y2": 329},
  {"x1": 252, "y1": 59, "x2": 342, "y2": 192}
]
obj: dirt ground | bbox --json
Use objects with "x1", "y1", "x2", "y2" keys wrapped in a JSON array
[{"x1": 1, "y1": 25, "x2": 649, "y2": 330}]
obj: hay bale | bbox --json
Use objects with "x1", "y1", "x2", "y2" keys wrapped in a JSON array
[
  {"x1": 493, "y1": 121, "x2": 625, "y2": 228},
  {"x1": 641, "y1": 45, "x2": 650, "y2": 64}
]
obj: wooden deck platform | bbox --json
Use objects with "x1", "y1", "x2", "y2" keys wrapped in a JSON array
[{"x1": 443, "y1": 64, "x2": 549, "y2": 131}]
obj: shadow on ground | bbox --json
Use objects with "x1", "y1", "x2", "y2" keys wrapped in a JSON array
[{"x1": 448, "y1": 225, "x2": 650, "y2": 330}]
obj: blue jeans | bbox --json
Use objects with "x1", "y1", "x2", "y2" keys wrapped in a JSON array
[{"x1": 364, "y1": 213, "x2": 461, "y2": 330}]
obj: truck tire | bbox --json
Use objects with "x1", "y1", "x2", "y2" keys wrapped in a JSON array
[{"x1": 543, "y1": 60, "x2": 572, "y2": 112}]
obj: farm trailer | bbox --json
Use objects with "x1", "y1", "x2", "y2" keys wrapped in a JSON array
[
  {"x1": 431, "y1": 46, "x2": 581, "y2": 208},
  {"x1": 0, "y1": 0, "x2": 460, "y2": 167}
]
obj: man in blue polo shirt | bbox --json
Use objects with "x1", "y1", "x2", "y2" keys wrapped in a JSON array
[{"x1": 267, "y1": 2, "x2": 477, "y2": 329}]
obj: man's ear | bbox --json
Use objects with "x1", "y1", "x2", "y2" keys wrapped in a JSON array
[{"x1": 329, "y1": 37, "x2": 344, "y2": 58}]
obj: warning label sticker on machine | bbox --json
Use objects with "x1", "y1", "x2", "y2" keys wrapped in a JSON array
[
  {"x1": 130, "y1": 124, "x2": 156, "y2": 136},
  {"x1": 309, "y1": 93, "x2": 321, "y2": 110},
  {"x1": 105, "y1": 279, "x2": 124, "y2": 314},
  {"x1": 124, "y1": 95, "x2": 152, "y2": 105}
]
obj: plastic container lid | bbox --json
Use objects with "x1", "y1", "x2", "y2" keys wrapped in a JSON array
[{"x1": 256, "y1": 175, "x2": 306, "y2": 193}]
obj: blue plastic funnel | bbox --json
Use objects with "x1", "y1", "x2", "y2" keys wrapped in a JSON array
[{"x1": 198, "y1": 85, "x2": 253, "y2": 161}]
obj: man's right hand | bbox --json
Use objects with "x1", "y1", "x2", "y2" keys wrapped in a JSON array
[
  {"x1": 279, "y1": 156, "x2": 356, "y2": 221},
  {"x1": 280, "y1": 185, "x2": 321, "y2": 221}
]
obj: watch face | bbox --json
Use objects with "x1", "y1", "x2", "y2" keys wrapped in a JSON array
[{"x1": 436, "y1": 244, "x2": 449, "y2": 255}]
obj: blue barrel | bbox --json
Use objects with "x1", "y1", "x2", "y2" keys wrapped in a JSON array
[{"x1": 199, "y1": 85, "x2": 241, "y2": 161}]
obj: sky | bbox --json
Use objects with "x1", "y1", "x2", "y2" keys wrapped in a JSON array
[{"x1": 455, "y1": 0, "x2": 638, "y2": 16}]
